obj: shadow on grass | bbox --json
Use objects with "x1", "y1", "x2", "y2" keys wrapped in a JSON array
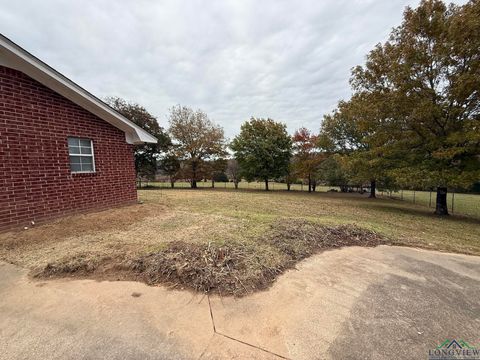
[
  {"x1": 357, "y1": 202, "x2": 480, "y2": 225},
  {"x1": 138, "y1": 186, "x2": 480, "y2": 224}
]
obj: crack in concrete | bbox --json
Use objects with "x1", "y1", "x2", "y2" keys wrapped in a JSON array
[
  {"x1": 214, "y1": 332, "x2": 291, "y2": 360},
  {"x1": 197, "y1": 333, "x2": 216, "y2": 360},
  {"x1": 206, "y1": 295, "x2": 292, "y2": 360},
  {"x1": 207, "y1": 294, "x2": 216, "y2": 333}
]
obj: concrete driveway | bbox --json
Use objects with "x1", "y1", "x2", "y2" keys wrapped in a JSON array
[{"x1": 0, "y1": 245, "x2": 479, "y2": 359}]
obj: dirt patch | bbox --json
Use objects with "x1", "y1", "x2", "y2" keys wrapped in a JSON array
[
  {"x1": 34, "y1": 219, "x2": 389, "y2": 296},
  {"x1": 0, "y1": 206, "x2": 244, "y2": 269},
  {"x1": 0, "y1": 202, "x2": 163, "y2": 251}
]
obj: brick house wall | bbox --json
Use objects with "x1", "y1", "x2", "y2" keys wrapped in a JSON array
[{"x1": 0, "y1": 65, "x2": 138, "y2": 230}]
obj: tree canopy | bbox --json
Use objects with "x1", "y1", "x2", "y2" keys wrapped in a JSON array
[
  {"x1": 158, "y1": 154, "x2": 180, "y2": 188},
  {"x1": 321, "y1": 0, "x2": 480, "y2": 213},
  {"x1": 226, "y1": 159, "x2": 241, "y2": 189},
  {"x1": 231, "y1": 118, "x2": 292, "y2": 190},
  {"x1": 106, "y1": 96, "x2": 170, "y2": 180},
  {"x1": 319, "y1": 95, "x2": 390, "y2": 197},
  {"x1": 168, "y1": 105, "x2": 226, "y2": 188},
  {"x1": 292, "y1": 127, "x2": 323, "y2": 192}
]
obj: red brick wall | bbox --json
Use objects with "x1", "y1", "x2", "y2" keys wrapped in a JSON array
[{"x1": 0, "y1": 65, "x2": 138, "y2": 230}]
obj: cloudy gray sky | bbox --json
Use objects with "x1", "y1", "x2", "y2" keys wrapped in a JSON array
[{"x1": 0, "y1": 0, "x2": 465, "y2": 138}]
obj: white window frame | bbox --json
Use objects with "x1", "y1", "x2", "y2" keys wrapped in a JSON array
[{"x1": 68, "y1": 137, "x2": 96, "y2": 174}]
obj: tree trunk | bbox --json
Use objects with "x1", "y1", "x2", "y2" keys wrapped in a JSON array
[
  {"x1": 264, "y1": 178, "x2": 269, "y2": 191},
  {"x1": 211, "y1": 179, "x2": 215, "y2": 188},
  {"x1": 234, "y1": 180, "x2": 238, "y2": 189},
  {"x1": 308, "y1": 175, "x2": 312, "y2": 193},
  {"x1": 369, "y1": 180, "x2": 376, "y2": 198},
  {"x1": 170, "y1": 179, "x2": 174, "y2": 188},
  {"x1": 191, "y1": 162, "x2": 197, "y2": 189},
  {"x1": 434, "y1": 187, "x2": 449, "y2": 215},
  {"x1": 312, "y1": 181, "x2": 316, "y2": 192},
  {"x1": 287, "y1": 182, "x2": 291, "y2": 191}
]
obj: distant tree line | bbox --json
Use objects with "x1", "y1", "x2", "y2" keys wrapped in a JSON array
[{"x1": 106, "y1": 0, "x2": 479, "y2": 216}]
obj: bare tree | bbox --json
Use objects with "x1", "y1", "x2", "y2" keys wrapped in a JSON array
[{"x1": 226, "y1": 159, "x2": 241, "y2": 189}]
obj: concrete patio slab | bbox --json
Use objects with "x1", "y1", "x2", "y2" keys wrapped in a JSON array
[
  {"x1": 1, "y1": 245, "x2": 479, "y2": 359},
  {"x1": 208, "y1": 246, "x2": 480, "y2": 359},
  {"x1": 199, "y1": 334, "x2": 283, "y2": 360},
  {"x1": 0, "y1": 262, "x2": 213, "y2": 360}
]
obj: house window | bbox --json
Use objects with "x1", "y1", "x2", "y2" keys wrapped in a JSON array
[{"x1": 68, "y1": 137, "x2": 95, "y2": 173}]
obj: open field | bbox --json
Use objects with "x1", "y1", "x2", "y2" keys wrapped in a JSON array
[
  {"x1": 137, "y1": 189, "x2": 480, "y2": 253},
  {"x1": 0, "y1": 189, "x2": 479, "y2": 295},
  {"x1": 145, "y1": 181, "x2": 480, "y2": 218}
]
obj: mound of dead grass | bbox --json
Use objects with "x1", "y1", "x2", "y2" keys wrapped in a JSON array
[
  {"x1": 265, "y1": 219, "x2": 387, "y2": 260},
  {"x1": 35, "y1": 219, "x2": 389, "y2": 296}
]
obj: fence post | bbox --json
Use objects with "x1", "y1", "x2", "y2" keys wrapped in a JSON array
[
  {"x1": 451, "y1": 191, "x2": 455, "y2": 214},
  {"x1": 413, "y1": 191, "x2": 416, "y2": 204}
]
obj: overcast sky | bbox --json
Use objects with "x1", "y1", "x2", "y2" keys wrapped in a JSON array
[{"x1": 0, "y1": 0, "x2": 465, "y2": 138}]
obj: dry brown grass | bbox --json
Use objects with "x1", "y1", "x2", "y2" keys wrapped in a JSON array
[
  {"x1": 34, "y1": 219, "x2": 388, "y2": 296},
  {"x1": 1, "y1": 188, "x2": 479, "y2": 296},
  {"x1": 0, "y1": 201, "x2": 246, "y2": 269}
]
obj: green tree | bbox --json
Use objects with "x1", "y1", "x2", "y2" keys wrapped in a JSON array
[
  {"x1": 319, "y1": 96, "x2": 388, "y2": 198},
  {"x1": 350, "y1": 0, "x2": 480, "y2": 214},
  {"x1": 231, "y1": 118, "x2": 292, "y2": 191},
  {"x1": 106, "y1": 97, "x2": 171, "y2": 181},
  {"x1": 158, "y1": 154, "x2": 180, "y2": 188},
  {"x1": 205, "y1": 158, "x2": 228, "y2": 188},
  {"x1": 168, "y1": 105, "x2": 226, "y2": 189},
  {"x1": 284, "y1": 161, "x2": 298, "y2": 191},
  {"x1": 212, "y1": 171, "x2": 229, "y2": 183},
  {"x1": 317, "y1": 155, "x2": 351, "y2": 191}
]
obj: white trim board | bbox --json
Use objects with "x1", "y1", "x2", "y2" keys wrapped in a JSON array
[{"x1": 0, "y1": 34, "x2": 157, "y2": 145}]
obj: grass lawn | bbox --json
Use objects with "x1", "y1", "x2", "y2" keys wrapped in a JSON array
[
  {"x1": 145, "y1": 181, "x2": 480, "y2": 219},
  {"x1": 138, "y1": 188, "x2": 480, "y2": 254},
  {"x1": 0, "y1": 188, "x2": 478, "y2": 295},
  {"x1": 386, "y1": 189, "x2": 479, "y2": 218}
]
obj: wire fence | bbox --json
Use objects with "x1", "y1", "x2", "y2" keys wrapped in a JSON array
[
  {"x1": 138, "y1": 180, "x2": 336, "y2": 192},
  {"x1": 138, "y1": 181, "x2": 480, "y2": 219},
  {"x1": 377, "y1": 189, "x2": 479, "y2": 218}
]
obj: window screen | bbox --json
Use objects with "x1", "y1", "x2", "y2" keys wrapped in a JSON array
[{"x1": 68, "y1": 137, "x2": 95, "y2": 173}]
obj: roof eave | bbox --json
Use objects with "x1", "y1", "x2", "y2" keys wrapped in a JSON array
[{"x1": 0, "y1": 34, "x2": 158, "y2": 145}]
